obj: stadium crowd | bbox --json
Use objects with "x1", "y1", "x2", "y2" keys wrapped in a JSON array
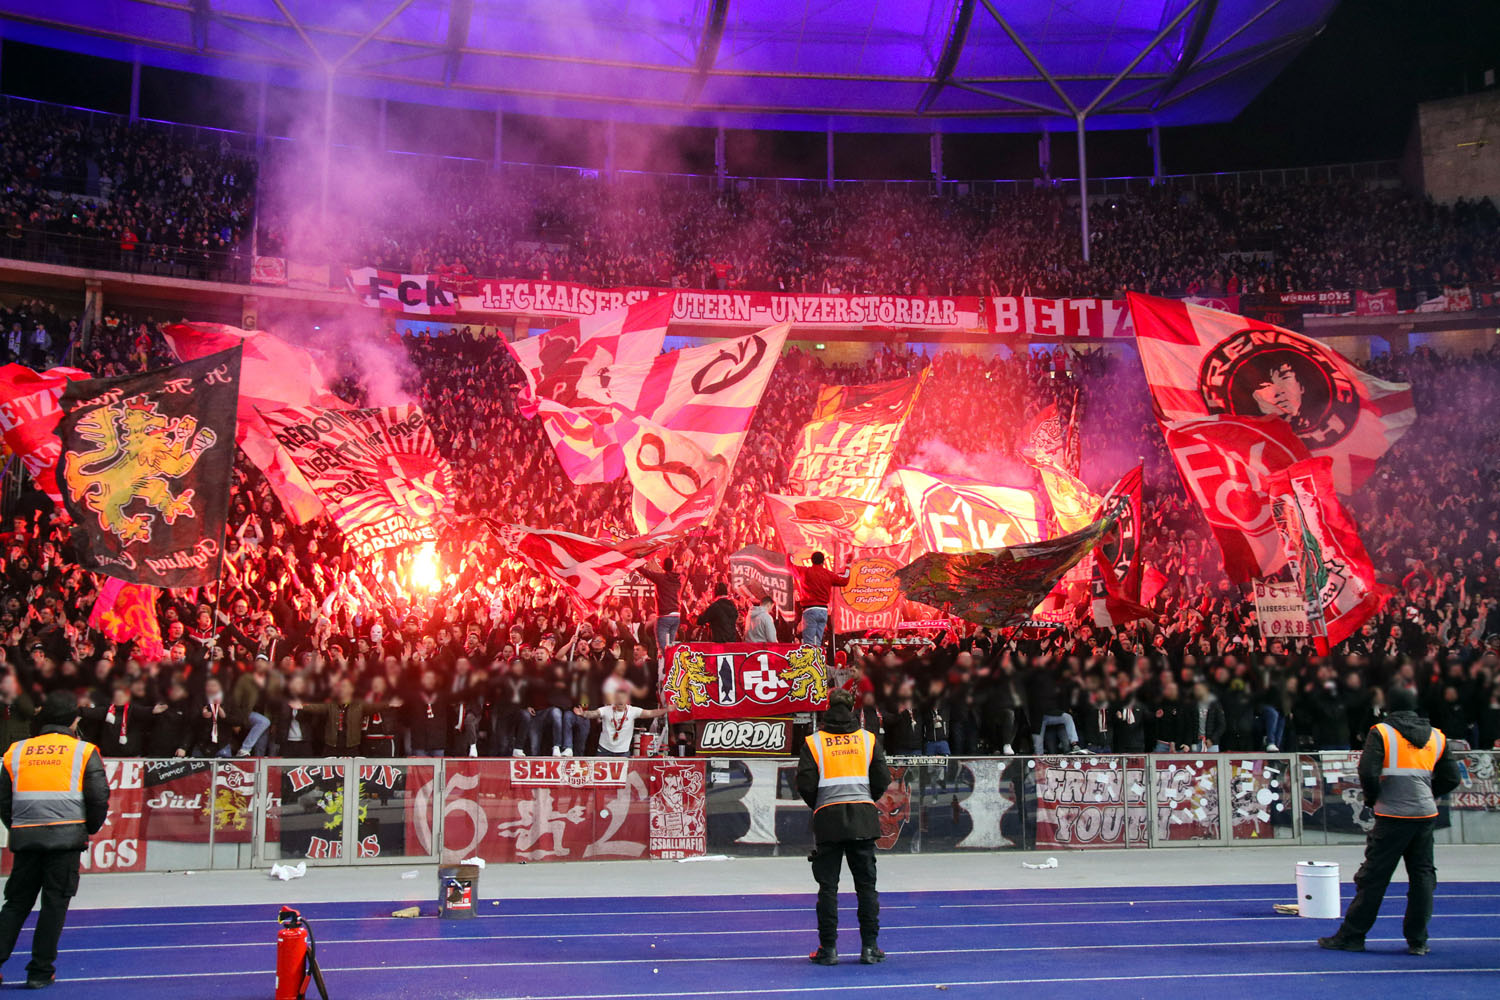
[
  {"x1": 3, "y1": 294, "x2": 1500, "y2": 762},
  {"x1": 5, "y1": 99, "x2": 1500, "y2": 301}
]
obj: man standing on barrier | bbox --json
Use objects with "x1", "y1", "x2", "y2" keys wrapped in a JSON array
[
  {"x1": 0, "y1": 691, "x2": 111, "y2": 989},
  {"x1": 797, "y1": 688, "x2": 891, "y2": 966},
  {"x1": 1319, "y1": 687, "x2": 1460, "y2": 955}
]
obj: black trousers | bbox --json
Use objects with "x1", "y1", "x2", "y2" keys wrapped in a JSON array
[
  {"x1": 1338, "y1": 816, "x2": 1436, "y2": 945},
  {"x1": 810, "y1": 838, "x2": 879, "y2": 948},
  {"x1": 0, "y1": 848, "x2": 81, "y2": 979}
]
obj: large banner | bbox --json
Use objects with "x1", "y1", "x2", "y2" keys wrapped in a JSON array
[
  {"x1": 141, "y1": 759, "x2": 258, "y2": 845},
  {"x1": 414, "y1": 758, "x2": 706, "y2": 864},
  {"x1": 274, "y1": 763, "x2": 411, "y2": 860},
  {"x1": 259, "y1": 405, "x2": 454, "y2": 558},
  {"x1": 896, "y1": 468, "x2": 1042, "y2": 555},
  {"x1": 787, "y1": 373, "x2": 925, "y2": 502},
  {"x1": 1130, "y1": 292, "x2": 1415, "y2": 494},
  {"x1": 58, "y1": 348, "x2": 241, "y2": 587},
  {"x1": 661, "y1": 643, "x2": 830, "y2": 722},
  {"x1": 831, "y1": 541, "x2": 937, "y2": 634}
]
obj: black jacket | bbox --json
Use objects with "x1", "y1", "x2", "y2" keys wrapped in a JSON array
[
  {"x1": 795, "y1": 702, "x2": 891, "y2": 844},
  {"x1": 0, "y1": 726, "x2": 110, "y2": 852},
  {"x1": 1357, "y1": 710, "x2": 1462, "y2": 809},
  {"x1": 696, "y1": 598, "x2": 740, "y2": 643}
]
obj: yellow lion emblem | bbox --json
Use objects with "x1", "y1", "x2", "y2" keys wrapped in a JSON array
[
  {"x1": 664, "y1": 647, "x2": 714, "y2": 710},
  {"x1": 785, "y1": 645, "x2": 831, "y2": 703},
  {"x1": 208, "y1": 787, "x2": 249, "y2": 832},
  {"x1": 64, "y1": 399, "x2": 217, "y2": 544}
]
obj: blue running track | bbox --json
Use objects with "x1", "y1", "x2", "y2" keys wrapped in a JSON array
[{"x1": 5, "y1": 882, "x2": 1497, "y2": 997}]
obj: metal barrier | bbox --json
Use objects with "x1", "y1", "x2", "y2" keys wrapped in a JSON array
[{"x1": 3, "y1": 751, "x2": 1490, "y2": 874}]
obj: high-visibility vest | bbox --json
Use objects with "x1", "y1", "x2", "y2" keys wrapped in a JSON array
[
  {"x1": 806, "y1": 729, "x2": 875, "y2": 812},
  {"x1": 1372, "y1": 723, "x2": 1446, "y2": 819},
  {"x1": 4, "y1": 734, "x2": 95, "y2": 833}
]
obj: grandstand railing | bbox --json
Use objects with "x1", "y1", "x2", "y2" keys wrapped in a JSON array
[
  {"x1": 2, "y1": 227, "x2": 252, "y2": 285},
  {"x1": 11, "y1": 752, "x2": 1493, "y2": 873}
]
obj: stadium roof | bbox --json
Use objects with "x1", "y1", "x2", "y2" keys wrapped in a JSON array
[{"x1": 0, "y1": 0, "x2": 1340, "y2": 133}]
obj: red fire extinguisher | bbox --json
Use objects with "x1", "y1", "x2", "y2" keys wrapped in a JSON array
[{"x1": 276, "y1": 906, "x2": 330, "y2": 1000}]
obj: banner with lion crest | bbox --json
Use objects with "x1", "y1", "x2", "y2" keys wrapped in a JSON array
[
  {"x1": 56, "y1": 347, "x2": 241, "y2": 587},
  {"x1": 660, "y1": 643, "x2": 830, "y2": 723}
]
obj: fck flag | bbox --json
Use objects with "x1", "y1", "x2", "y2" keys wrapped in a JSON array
[
  {"x1": 163, "y1": 322, "x2": 350, "y2": 524},
  {"x1": 1264, "y1": 456, "x2": 1385, "y2": 649},
  {"x1": 895, "y1": 468, "x2": 1042, "y2": 555},
  {"x1": 0, "y1": 363, "x2": 89, "y2": 504},
  {"x1": 1129, "y1": 292, "x2": 1414, "y2": 493},
  {"x1": 1162, "y1": 415, "x2": 1312, "y2": 583}
]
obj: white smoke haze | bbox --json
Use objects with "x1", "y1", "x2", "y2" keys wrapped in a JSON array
[{"x1": 903, "y1": 439, "x2": 1033, "y2": 490}]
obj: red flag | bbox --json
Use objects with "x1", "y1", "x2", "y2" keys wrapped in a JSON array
[
  {"x1": 89, "y1": 577, "x2": 165, "y2": 661},
  {"x1": 0, "y1": 363, "x2": 88, "y2": 504},
  {"x1": 1129, "y1": 292, "x2": 1414, "y2": 493},
  {"x1": 163, "y1": 323, "x2": 348, "y2": 523},
  {"x1": 1162, "y1": 416, "x2": 1312, "y2": 583},
  {"x1": 1263, "y1": 457, "x2": 1386, "y2": 648},
  {"x1": 1090, "y1": 465, "x2": 1157, "y2": 626},
  {"x1": 788, "y1": 372, "x2": 926, "y2": 503},
  {"x1": 895, "y1": 468, "x2": 1041, "y2": 555}
]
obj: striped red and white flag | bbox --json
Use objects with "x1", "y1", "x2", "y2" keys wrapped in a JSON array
[
  {"x1": 1128, "y1": 292, "x2": 1414, "y2": 493},
  {"x1": 605, "y1": 323, "x2": 791, "y2": 531},
  {"x1": 504, "y1": 295, "x2": 673, "y2": 419}
]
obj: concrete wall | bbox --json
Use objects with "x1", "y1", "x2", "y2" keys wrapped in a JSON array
[{"x1": 1417, "y1": 91, "x2": 1500, "y2": 203}]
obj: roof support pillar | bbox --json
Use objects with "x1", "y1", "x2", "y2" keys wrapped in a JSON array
[
  {"x1": 1076, "y1": 116, "x2": 1090, "y2": 263},
  {"x1": 605, "y1": 120, "x2": 617, "y2": 182},
  {"x1": 826, "y1": 130, "x2": 835, "y2": 192},
  {"x1": 715, "y1": 126, "x2": 727, "y2": 191},
  {"x1": 491, "y1": 110, "x2": 503, "y2": 171},
  {"x1": 377, "y1": 98, "x2": 388, "y2": 153},
  {"x1": 1038, "y1": 129, "x2": 1051, "y2": 183},
  {"x1": 930, "y1": 131, "x2": 944, "y2": 191},
  {"x1": 129, "y1": 53, "x2": 141, "y2": 122},
  {"x1": 319, "y1": 73, "x2": 333, "y2": 224},
  {"x1": 1150, "y1": 124, "x2": 1163, "y2": 185}
]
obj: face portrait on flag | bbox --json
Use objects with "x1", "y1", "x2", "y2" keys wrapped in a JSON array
[{"x1": 1200, "y1": 330, "x2": 1360, "y2": 447}]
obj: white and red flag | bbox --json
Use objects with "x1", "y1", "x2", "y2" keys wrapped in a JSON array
[
  {"x1": 604, "y1": 323, "x2": 790, "y2": 531},
  {"x1": 1129, "y1": 292, "x2": 1414, "y2": 493},
  {"x1": 1264, "y1": 457, "x2": 1386, "y2": 649},
  {"x1": 0, "y1": 363, "x2": 89, "y2": 504},
  {"x1": 484, "y1": 485, "x2": 714, "y2": 608},
  {"x1": 163, "y1": 322, "x2": 348, "y2": 524},
  {"x1": 1162, "y1": 415, "x2": 1312, "y2": 583},
  {"x1": 506, "y1": 295, "x2": 673, "y2": 419},
  {"x1": 895, "y1": 468, "x2": 1042, "y2": 555}
]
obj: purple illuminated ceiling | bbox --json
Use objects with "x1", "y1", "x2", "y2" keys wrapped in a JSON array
[{"x1": 0, "y1": 0, "x2": 1340, "y2": 133}]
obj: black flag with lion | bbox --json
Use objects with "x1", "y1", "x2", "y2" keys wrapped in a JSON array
[{"x1": 55, "y1": 347, "x2": 242, "y2": 587}]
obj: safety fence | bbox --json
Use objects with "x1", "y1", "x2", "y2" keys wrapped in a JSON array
[{"x1": 1, "y1": 751, "x2": 1494, "y2": 875}]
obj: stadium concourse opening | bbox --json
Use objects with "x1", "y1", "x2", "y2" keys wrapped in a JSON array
[{"x1": 3, "y1": 0, "x2": 1500, "y2": 998}]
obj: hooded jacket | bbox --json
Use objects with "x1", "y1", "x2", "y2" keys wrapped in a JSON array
[
  {"x1": 795, "y1": 701, "x2": 891, "y2": 843},
  {"x1": 1357, "y1": 710, "x2": 1461, "y2": 810}
]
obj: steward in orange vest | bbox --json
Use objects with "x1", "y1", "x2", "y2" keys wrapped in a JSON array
[
  {"x1": 1319, "y1": 687, "x2": 1459, "y2": 956},
  {"x1": 795, "y1": 689, "x2": 891, "y2": 967},
  {"x1": 0, "y1": 691, "x2": 110, "y2": 989}
]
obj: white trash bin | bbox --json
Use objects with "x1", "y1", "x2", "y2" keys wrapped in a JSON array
[{"x1": 1296, "y1": 861, "x2": 1341, "y2": 919}]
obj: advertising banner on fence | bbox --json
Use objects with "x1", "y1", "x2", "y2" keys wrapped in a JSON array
[
  {"x1": 661, "y1": 643, "x2": 831, "y2": 722},
  {"x1": 141, "y1": 758, "x2": 258, "y2": 845},
  {"x1": 1034, "y1": 756, "x2": 1148, "y2": 849},
  {"x1": 274, "y1": 763, "x2": 412, "y2": 860},
  {"x1": 415, "y1": 759, "x2": 706, "y2": 864}
]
